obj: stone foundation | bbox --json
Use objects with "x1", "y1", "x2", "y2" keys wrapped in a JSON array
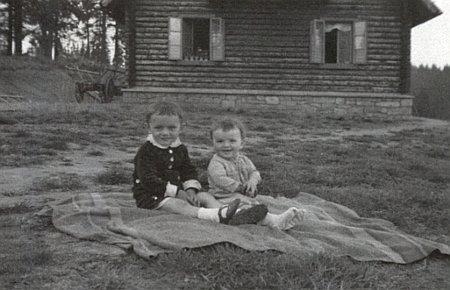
[{"x1": 122, "y1": 87, "x2": 414, "y2": 118}]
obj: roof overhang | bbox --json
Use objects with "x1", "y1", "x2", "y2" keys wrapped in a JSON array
[
  {"x1": 101, "y1": 0, "x2": 443, "y2": 27},
  {"x1": 410, "y1": 0, "x2": 442, "y2": 27}
]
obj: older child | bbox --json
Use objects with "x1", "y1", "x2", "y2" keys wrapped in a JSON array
[
  {"x1": 208, "y1": 117, "x2": 304, "y2": 230},
  {"x1": 130, "y1": 101, "x2": 263, "y2": 225},
  {"x1": 133, "y1": 102, "x2": 265, "y2": 225}
]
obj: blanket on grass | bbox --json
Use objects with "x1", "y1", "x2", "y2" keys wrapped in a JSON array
[{"x1": 45, "y1": 192, "x2": 450, "y2": 264}]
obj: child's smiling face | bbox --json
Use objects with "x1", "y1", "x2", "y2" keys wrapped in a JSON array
[
  {"x1": 148, "y1": 114, "x2": 181, "y2": 147},
  {"x1": 212, "y1": 127, "x2": 243, "y2": 160}
]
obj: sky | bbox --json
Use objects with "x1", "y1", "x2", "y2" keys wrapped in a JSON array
[{"x1": 411, "y1": 0, "x2": 450, "y2": 68}]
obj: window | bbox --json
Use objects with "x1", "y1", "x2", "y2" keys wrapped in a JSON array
[
  {"x1": 168, "y1": 17, "x2": 225, "y2": 61},
  {"x1": 310, "y1": 20, "x2": 367, "y2": 64}
]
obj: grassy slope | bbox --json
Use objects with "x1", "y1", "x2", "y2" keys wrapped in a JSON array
[
  {"x1": 1, "y1": 56, "x2": 450, "y2": 289},
  {"x1": 0, "y1": 56, "x2": 76, "y2": 103}
]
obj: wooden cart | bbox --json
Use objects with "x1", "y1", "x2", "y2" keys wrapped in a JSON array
[{"x1": 66, "y1": 65, "x2": 123, "y2": 103}]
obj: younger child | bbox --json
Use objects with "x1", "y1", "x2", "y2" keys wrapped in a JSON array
[
  {"x1": 129, "y1": 101, "x2": 262, "y2": 225},
  {"x1": 208, "y1": 117, "x2": 304, "y2": 230}
]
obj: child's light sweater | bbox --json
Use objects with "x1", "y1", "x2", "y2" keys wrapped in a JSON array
[{"x1": 207, "y1": 153, "x2": 261, "y2": 199}]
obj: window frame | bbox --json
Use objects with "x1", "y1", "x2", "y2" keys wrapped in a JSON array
[
  {"x1": 168, "y1": 15, "x2": 225, "y2": 63},
  {"x1": 310, "y1": 18, "x2": 367, "y2": 67}
]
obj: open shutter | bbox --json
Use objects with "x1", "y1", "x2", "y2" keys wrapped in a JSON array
[
  {"x1": 353, "y1": 20, "x2": 367, "y2": 64},
  {"x1": 310, "y1": 20, "x2": 325, "y2": 63},
  {"x1": 168, "y1": 17, "x2": 182, "y2": 60},
  {"x1": 210, "y1": 18, "x2": 225, "y2": 61}
]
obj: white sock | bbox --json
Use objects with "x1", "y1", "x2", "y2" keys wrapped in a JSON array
[
  {"x1": 197, "y1": 207, "x2": 220, "y2": 223},
  {"x1": 259, "y1": 207, "x2": 304, "y2": 230}
]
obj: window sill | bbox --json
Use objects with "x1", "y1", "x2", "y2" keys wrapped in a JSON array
[
  {"x1": 176, "y1": 60, "x2": 218, "y2": 66},
  {"x1": 318, "y1": 63, "x2": 358, "y2": 69}
]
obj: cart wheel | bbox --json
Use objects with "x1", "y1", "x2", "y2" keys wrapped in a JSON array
[
  {"x1": 75, "y1": 84, "x2": 84, "y2": 103},
  {"x1": 102, "y1": 79, "x2": 115, "y2": 103}
]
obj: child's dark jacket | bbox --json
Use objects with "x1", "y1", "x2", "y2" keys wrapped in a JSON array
[{"x1": 132, "y1": 135, "x2": 201, "y2": 209}]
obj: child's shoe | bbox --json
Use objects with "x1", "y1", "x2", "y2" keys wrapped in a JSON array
[
  {"x1": 229, "y1": 204, "x2": 269, "y2": 225},
  {"x1": 218, "y1": 199, "x2": 241, "y2": 224}
]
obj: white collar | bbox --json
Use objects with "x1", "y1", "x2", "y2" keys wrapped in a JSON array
[{"x1": 146, "y1": 134, "x2": 182, "y2": 149}]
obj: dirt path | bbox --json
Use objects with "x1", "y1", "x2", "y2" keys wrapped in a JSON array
[{"x1": 0, "y1": 144, "x2": 135, "y2": 212}]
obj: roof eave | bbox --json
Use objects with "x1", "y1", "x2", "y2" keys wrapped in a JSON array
[
  {"x1": 101, "y1": 0, "x2": 443, "y2": 28},
  {"x1": 412, "y1": 0, "x2": 443, "y2": 27}
]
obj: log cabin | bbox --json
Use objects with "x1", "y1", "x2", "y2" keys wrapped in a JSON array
[{"x1": 102, "y1": 0, "x2": 442, "y2": 117}]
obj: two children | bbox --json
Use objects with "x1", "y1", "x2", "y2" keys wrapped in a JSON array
[
  {"x1": 130, "y1": 101, "x2": 303, "y2": 230},
  {"x1": 131, "y1": 101, "x2": 266, "y2": 225}
]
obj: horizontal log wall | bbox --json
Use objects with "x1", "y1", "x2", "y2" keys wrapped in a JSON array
[{"x1": 131, "y1": 0, "x2": 409, "y2": 94}]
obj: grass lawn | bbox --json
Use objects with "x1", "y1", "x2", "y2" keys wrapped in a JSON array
[{"x1": 0, "y1": 101, "x2": 449, "y2": 290}]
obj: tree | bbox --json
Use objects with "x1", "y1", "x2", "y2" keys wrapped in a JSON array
[
  {"x1": 411, "y1": 65, "x2": 450, "y2": 120},
  {"x1": 0, "y1": 0, "x2": 23, "y2": 55},
  {"x1": 6, "y1": 0, "x2": 13, "y2": 55},
  {"x1": 1, "y1": 0, "x2": 120, "y2": 63},
  {"x1": 71, "y1": 0, "x2": 97, "y2": 59},
  {"x1": 13, "y1": 0, "x2": 22, "y2": 55},
  {"x1": 112, "y1": 21, "x2": 125, "y2": 66},
  {"x1": 24, "y1": 0, "x2": 76, "y2": 59}
]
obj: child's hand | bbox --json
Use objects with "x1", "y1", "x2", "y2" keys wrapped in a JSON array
[
  {"x1": 177, "y1": 189, "x2": 199, "y2": 206},
  {"x1": 186, "y1": 189, "x2": 200, "y2": 206},
  {"x1": 244, "y1": 179, "x2": 258, "y2": 197}
]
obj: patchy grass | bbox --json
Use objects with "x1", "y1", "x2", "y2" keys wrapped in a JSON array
[
  {"x1": 1, "y1": 100, "x2": 450, "y2": 289},
  {"x1": 144, "y1": 244, "x2": 383, "y2": 289},
  {"x1": 87, "y1": 150, "x2": 105, "y2": 156},
  {"x1": 95, "y1": 166, "x2": 132, "y2": 185},
  {"x1": 0, "y1": 203, "x2": 36, "y2": 215},
  {"x1": 32, "y1": 173, "x2": 87, "y2": 192}
]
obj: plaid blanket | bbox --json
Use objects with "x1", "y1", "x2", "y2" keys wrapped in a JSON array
[{"x1": 45, "y1": 192, "x2": 450, "y2": 264}]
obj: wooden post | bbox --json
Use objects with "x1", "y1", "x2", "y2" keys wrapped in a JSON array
[
  {"x1": 128, "y1": 0, "x2": 137, "y2": 87},
  {"x1": 399, "y1": 0, "x2": 412, "y2": 94}
]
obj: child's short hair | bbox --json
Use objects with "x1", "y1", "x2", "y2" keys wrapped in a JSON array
[
  {"x1": 210, "y1": 117, "x2": 246, "y2": 140},
  {"x1": 146, "y1": 101, "x2": 184, "y2": 124}
]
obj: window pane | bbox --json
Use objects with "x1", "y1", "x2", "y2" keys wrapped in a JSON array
[
  {"x1": 325, "y1": 29, "x2": 337, "y2": 63},
  {"x1": 183, "y1": 20, "x2": 194, "y2": 58},
  {"x1": 182, "y1": 18, "x2": 210, "y2": 60},
  {"x1": 338, "y1": 30, "x2": 352, "y2": 63},
  {"x1": 325, "y1": 22, "x2": 353, "y2": 64},
  {"x1": 193, "y1": 19, "x2": 209, "y2": 54}
]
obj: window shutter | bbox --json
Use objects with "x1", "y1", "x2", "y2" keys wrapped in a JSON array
[
  {"x1": 310, "y1": 19, "x2": 325, "y2": 63},
  {"x1": 168, "y1": 17, "x2": 182, "y2": 60},
  {"x1": 353, "y1": 20, "x2": 367, "y2": 64},
  {"x1": 210, "y1": 18, "x2": 225, "y2": 61}
]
